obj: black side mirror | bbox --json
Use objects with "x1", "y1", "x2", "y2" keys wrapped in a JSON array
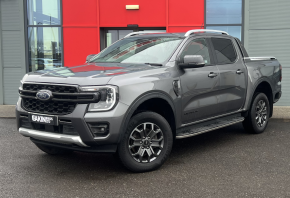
[
  {"x1": 86, "y1": 54, "x2": 97, "y2": 63},
  {"x1": 179, "y1": 55, "x2": 205, "y2": 69}
]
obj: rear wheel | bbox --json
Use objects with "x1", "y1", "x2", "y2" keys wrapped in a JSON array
[
  {"x1": 118, "y1": 112, "x2": 173, "y2": 172},
  {"x1": 34, "y1": 143, "x2": 73, "y2": 155},
  {"x1": 243, "y1": 92, "x2": 270, "y2": 134}
]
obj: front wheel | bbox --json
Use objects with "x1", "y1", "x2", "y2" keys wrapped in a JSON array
[
  {"x1": 118, "y1": 112, "x2": 173, "y2": 172},
  {"x1": 243, "y1": 92, "x2": 270, "y2": 134}
]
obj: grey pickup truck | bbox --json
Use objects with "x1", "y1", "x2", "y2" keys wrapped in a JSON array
[{"x1": 17, "y1": 29, "x2": 282, "y2": 172}]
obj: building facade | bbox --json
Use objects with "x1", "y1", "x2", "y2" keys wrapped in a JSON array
[{"x1": 0, "y1": 0, "x2": 288, "y2": 105}]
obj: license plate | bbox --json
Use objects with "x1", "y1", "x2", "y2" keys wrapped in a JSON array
[{"x1": 29, "y1": 114, "x2": 57, "y2": 126}]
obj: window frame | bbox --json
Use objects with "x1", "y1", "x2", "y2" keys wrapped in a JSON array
[
  {"x1": 24, "y1": 0, "x2": 63, "y2": 73},
  {"x1": 204, "y1": 0, "x2": 244, "y2": 43},
  {"x1": 176, "y1": 36, "x2": 216, "y2": 67}
]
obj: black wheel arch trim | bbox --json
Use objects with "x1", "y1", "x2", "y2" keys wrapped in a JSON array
[
  {"x1": 247, "y1": 77, "x2": 274, "y2": 118},
  {"x1": 118, "y1": 90, "x2": 176, "y2": 143}
]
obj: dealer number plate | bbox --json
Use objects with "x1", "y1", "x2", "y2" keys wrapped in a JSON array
[{"x1": 29, "y1": 114, "x2": 57, "y2": 125}]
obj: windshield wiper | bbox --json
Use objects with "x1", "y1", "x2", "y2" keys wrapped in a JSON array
[{"x1": 144, "y1": 63, "x2": 163, "y2": 66}]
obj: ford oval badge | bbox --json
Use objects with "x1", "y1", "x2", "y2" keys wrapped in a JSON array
[{"x1": 36, "y1": 90, "x2": 52, "y2": 101}]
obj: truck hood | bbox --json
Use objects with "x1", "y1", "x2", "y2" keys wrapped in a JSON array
[{"x1": 22, "y1": 63, "x2": 159, "y2": 86}]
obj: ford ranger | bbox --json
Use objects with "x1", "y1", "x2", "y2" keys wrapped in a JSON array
[{"x1": 17, "y1": 29, "x2": 282, "y2": 172}]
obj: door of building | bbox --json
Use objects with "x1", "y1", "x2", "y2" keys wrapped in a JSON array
[{"x1": 101, "y1": 28, "x2": 166, "y2": 50}]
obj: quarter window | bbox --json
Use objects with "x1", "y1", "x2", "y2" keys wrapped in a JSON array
[
  {"x1": 211, "y1": 38, "x2": 237, "y2": 64},
  {"x1": 180, "y1": 39, "x2": 211, "y2": 65}
]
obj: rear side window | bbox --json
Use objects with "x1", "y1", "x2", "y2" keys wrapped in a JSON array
[{"x1": 211, "y1": 38, "x2": 237, "y2": 64}]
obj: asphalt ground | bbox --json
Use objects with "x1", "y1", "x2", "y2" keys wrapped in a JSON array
[{"x1": 1, "y1": 118, "x2": 290, "y2": 198}]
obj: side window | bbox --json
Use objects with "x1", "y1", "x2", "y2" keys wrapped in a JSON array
[
  {"x1": 180, "y1": 38, "x2": 211, "y2": 65},
  {"x1": 211, "y1": 38, "x2": 237, "y2": 64}
]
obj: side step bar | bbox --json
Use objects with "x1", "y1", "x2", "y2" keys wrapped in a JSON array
[{"x1": 176, "y1": 115, "x2": 244, "y2": 139}]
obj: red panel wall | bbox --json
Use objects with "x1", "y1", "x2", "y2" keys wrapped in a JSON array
[
  {"x1": 63, "y1": 28, "x2": 99, "y2": 67},
  {"x1": 62, "y1": 0, "x2": 98, "y2": 26},
  {"x1": 167, "y1": 0, "x2": 204, "y2": 32},
  {"x1": 62, "y1": 0, "x2": 100, "y2": 67},
  {"x1": 99, "y1": 0, "x2": 166, "y2": 27},
  {"x1": 63, "y1": 0, "x2": 204, "y2": 67}
]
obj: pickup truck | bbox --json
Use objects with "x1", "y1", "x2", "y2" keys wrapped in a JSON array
[{"x1": 17, "y1": 29, "x2": 282, "y2": 172}]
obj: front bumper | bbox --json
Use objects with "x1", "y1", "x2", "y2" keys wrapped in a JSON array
[
  {"x1": 19, "y1": 127, "x2": 88, "y2": 147},
  {"x1": 16, "y1": 98, "x2": 129, "y2": 150}
]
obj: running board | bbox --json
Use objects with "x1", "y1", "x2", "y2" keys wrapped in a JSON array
[{"x1": 176, "y1": 114, "x2": 244, "y2": 139}]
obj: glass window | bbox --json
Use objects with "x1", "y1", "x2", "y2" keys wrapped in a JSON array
[
  {"x1": 27, "y1": 0, "x2": 61, "y2": 25},
  {"x1": 107, "y1": 30, "x2": 119, "y2": 46},
  {"x1": 26, "y1": 0, "x2": 62, "y2": 72},
  {"x1": 90, "y1": 37, "x2": 182, "y2": 64},
  {"x1": 206, "y1": 0, "x2": 242, "y2": 24},
  {"x1": 179, "y1": 39, "x2": 211, "y2": 65},
  {"x1": 206, "y1": 26, "x2": 241, "y2": 40},
  {"x1": 28, "y1": 27, "x2": 62, "y2": 71},
  {"x1": 206, "y1": 0, "x2": 242, "y2": 42},
  {"x1": 211, "y1": 38, "x2": 237, "y2": 64},
  {"x1": 106, "y1": 30, "x2": 133, "y2": 47},
  {"x1": 105, "y1": 30, "x2": 166, "y2": 48}
]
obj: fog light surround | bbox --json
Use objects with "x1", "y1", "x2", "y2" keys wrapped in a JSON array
[{"x1": 87, "y1": 122, "x2": 109, "y2": 137}]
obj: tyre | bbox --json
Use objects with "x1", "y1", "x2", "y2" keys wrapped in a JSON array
[
  {"x1": 243, "y1": 92, "x2": 270, "y2": 134},
  {"x1": 34, "y1": 143, "x2": 73, "y2": 155},
  {"x1": 118, "y1": 112, "x2": 173, "y2": 172}
]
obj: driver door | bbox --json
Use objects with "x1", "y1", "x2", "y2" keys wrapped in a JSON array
[{"x1": 179, "y1": 38, "x2": 220, "y2": 124}]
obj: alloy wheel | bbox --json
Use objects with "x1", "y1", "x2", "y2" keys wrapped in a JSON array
[
  {"x1": 255, "y1": 99, "x2": 267, "y2": 127},
  {"x1": 128, "y1": 122, "x2": 164, "y2": 163}
]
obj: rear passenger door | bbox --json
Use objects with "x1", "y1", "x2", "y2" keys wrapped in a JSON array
[{"x1": 210, "y1": 37, "x2": 247, "y2": 114}]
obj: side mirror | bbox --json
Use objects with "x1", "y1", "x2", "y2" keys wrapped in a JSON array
[
  {"x1": 86, "y1": 54, "x2": 97, "y2": 63},
  {"x1": 179, "y1": 55, "x2": 205, "y2": 69}
]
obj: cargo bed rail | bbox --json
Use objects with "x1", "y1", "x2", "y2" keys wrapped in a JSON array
[{"x1": 244, "y1": 57, "x2": 276, "y2": 61}]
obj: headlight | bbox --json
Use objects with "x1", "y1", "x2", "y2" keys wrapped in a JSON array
[
  {"x1": 80, "y1": 85, "x2": 119, "y2": 112},
  {"x1": 19, "y1": 80, "x2": 23, "y2": 90}
]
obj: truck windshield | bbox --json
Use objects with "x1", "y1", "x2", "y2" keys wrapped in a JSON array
[{"x1": 89, "y1": 37, "x2": 183, "y2": 64}]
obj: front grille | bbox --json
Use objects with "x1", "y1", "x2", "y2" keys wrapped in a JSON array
[
  {"x1": 20, "y1": 83, "x2": 100, "y2": 115},
  {"x1": 22, "y1": 98, "x2": 76, "y2": 115},
  {"x1": 23, "y1": 83, "x2": 78, "y2": 93}
]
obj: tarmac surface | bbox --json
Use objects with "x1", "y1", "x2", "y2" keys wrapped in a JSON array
[{"x1": 1, "y1": 118, "x2": 290, "y2": 197}]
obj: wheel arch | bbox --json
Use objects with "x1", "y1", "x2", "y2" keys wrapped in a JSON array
[
  {"x1": 248, "y1": 79, "x2": 274, "y2": 118},
  {"x1": 118, "y1": 91, "x2": 176, "y2": 143}
]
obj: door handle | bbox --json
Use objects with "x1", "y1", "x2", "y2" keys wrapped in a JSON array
[
  {"x1": 236, "y1": 69, "x2": 244, "y2": 74},
  {"x1": 208, "y1": 72, "x2": 218, "y2": 78}
]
